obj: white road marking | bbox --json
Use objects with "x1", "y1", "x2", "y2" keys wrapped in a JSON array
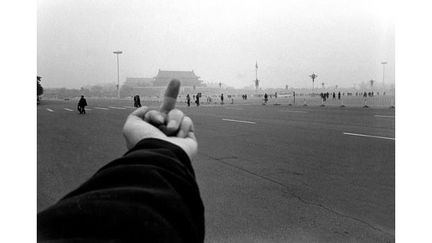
[
  {"x1": 225, "y1": 107, "x2": 244, "y2": 110},
  {"x1": 343, "y1": 132, "x2": 395, "y2": 141},
  {"x1": 109, "y1": 106, "x2": 126, "y2": 110},
  {"x1": 374, "y1": 115, "x2": 395, "y2": 118},
  {"x1": 94, "y1": 107, "x2": 109, "y2": 110},
  {"x1": 64, "y1": 108, "x2": 73, "y2": 111},
  {"x1": 280, "y1": 110, "x2": 307, "y2": 113},
  {"x1": 46, "y1": 108, "x2": 54, "y2": 112},
  {"x1": 222, "y1": 118, "x2": 256, "y2": 124},
  {"x1": 123, "y1": 106, "x2": 135, "y2": 109},
  {"x1": 86, "y1": 108, "x2": 92, "y2": 111}
]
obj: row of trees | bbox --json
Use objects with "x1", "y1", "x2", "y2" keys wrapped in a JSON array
[{"x1": 42, "y1": 83, "x2": 119, "y2": 99}]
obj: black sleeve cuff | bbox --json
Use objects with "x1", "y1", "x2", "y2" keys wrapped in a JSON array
[{"x1": 124, "y1": 138, "x2": 195, "y2": 177}]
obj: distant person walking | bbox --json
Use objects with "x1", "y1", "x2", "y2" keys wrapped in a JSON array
[
  {"x1": 186, "y1": 94, "x2": 191, "y2": 107},
  {"x1": 338, "y1": 92, "x2": 341, "y2": 100},
  {"x1": 220, "y1": 93, "x2": 224, "y2": 105},
  {"x1": 320, "y1": 92, "x2": 326, "y2": 102},
  {"x1": 133, "y1": 95, "x2": 142, "y2": 108},
  {"x1": 195, "y1": 94, "x2": 200, "y2": 106},
  {"x1": 136, "y1": 95, "x2": 141, "y2": 107},
  {"x1": 77, "y1": 95, "x2": 87, "y2": 114},
  {"x1": 264, "y1": 93, "x2": 268, "y2": 104}
]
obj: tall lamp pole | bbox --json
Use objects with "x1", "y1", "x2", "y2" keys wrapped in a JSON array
[
  {"x1": 113, "y1": 51, "x2": 123, "y2": 98},
  {"x1": 381, "y1": 61, "x2": 387, "y2": 86},
  {"x1": 255, "y1": 61, "x2": 259, "y2": 90},
  {"x1": 309, "y1": 72, "x2": 318, "y2": 90}
]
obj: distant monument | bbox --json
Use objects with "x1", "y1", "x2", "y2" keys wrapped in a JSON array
[{"x1": 255, "y1": 61, "x2": 259, "y2": 90}]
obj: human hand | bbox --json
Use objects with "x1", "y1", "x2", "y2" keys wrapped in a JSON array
[{"x1": 122, "y1": 79, "x2": 197, "y2": 159}]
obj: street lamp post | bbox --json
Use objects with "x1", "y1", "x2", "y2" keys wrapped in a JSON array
[
  {"x1": 309, "y1": 73, "x2": 318, "y2": 90},
  {"x1": 255, "y1": 61, "x2": 259, "y2": 90},
  {"x1": 381, "y1": 61, "x2": 387, "y2": 86},
  {"x1": 113, "y1": 51, "x2": 123, "y2": 98}
]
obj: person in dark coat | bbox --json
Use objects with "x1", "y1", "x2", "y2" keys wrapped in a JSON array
[
  {"x1": 136, "y1": 95, "x2": 142, "y2": 107},
  {"x1": 195, "y1": 93, "x2": 200, "y2": 106},
  {"x1": 338, "y1": 92, "x2": 341, "y2": 100},
  {"x1": 264, "y1": 93, "x2": 268, "y2": 104},
  {"x1": 77, "y1": 95, "x2": 87, "y2": 114},
  {"x1": 38, "y1": 79, "x2": 204, "y2": 243},
  {"x1": 186, "y1": 94, "x2": 191, "y2": 107},
  {"x1": 220, "y1": 93, "x2": 224, "y2": 104},
  {"x1": 133, "y1": 95, "x2": 142, "y2": 108}
]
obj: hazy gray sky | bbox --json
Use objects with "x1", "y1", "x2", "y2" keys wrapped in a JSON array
[{"x1": 38, "y1": 0, "x2": 394, "y2": 89}]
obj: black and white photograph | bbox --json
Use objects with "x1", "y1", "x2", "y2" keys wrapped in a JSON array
[{"x1": 30, "y1": 0, "x2": 400, "y2": 241}]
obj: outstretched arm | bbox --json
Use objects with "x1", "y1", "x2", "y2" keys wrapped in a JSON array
[{"x1": 38, "y1": 80, "x2": 204, "y2": 242}]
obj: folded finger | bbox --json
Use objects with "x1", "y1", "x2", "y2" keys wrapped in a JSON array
[
  {"x1": 166, "y1": 109, "x2": 184, "y2": 136},
  {"x1": 129, "y1": 106, "x2": 149, "y2": 119},
  {"x1": 144, "y1": 110, "x2": 164, "y2": 125},
  {"x1": 177, "y1": 116, "x2": 194, "y2": 138}
]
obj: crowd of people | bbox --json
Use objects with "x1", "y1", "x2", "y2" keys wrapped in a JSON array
[
  {"x1": 317, "y1": 91, "x2": 384, "y2": 102},
  {"x1": 75, "y1": 90, "x2": 391, "y2": 115}
]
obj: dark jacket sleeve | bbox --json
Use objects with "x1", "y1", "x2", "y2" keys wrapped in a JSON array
[{"x1": 38, "y1": 138, "x2": 205, "y2": 243}]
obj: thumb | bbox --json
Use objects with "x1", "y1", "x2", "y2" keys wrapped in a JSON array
[{"x1": 160, "y1": 79, "x2": 181, "y2": 114}]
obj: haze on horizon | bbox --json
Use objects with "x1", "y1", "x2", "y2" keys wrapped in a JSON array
[{"x1": 37, "y1": 0, "x2": 394, "y2": 89}]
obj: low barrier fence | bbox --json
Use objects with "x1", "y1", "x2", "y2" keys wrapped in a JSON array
[{"x1": 272, "y1": 95, "x2": 395, "y2": 108}]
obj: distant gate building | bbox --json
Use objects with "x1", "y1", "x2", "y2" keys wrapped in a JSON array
[
  {"x1": 153, "y1": 70, "x2": 204, "y2": 87},
  {"x1": 120, "y1": 70, "x2": 207, "y2": 98}
]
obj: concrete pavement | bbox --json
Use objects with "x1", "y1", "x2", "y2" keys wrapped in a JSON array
[{"x1": 37, "y1": 99, "x2": 394, "y2": 242}]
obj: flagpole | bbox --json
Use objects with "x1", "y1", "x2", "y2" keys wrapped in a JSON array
[
  {"x1": 255, "y1": 61, "x2": 258, "y2": 90},
  {"x1": 256, "y1": 61, "x2": 258, "y2": 81}
]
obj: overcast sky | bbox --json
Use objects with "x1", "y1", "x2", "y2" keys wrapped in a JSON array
[{"x1": 38, "y1": 0, "x2": 394, "y2": 89}]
